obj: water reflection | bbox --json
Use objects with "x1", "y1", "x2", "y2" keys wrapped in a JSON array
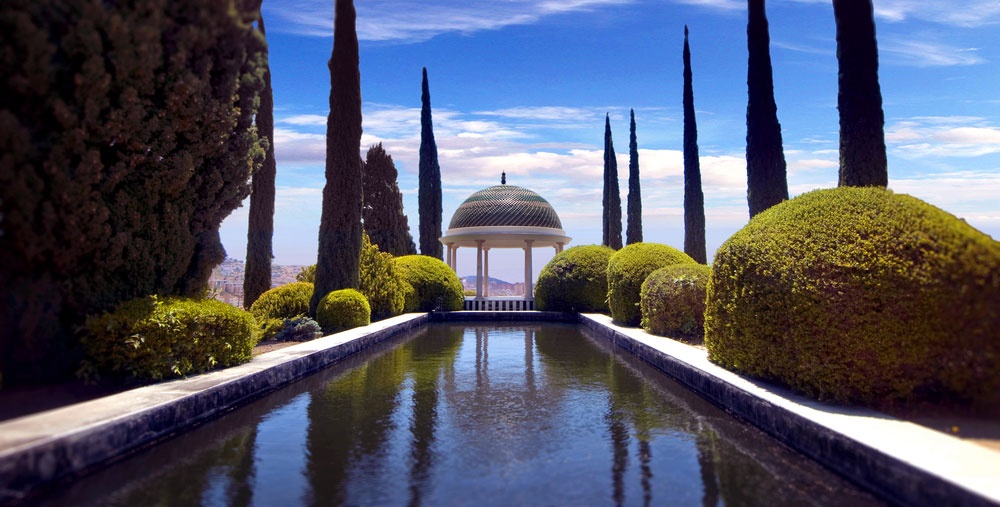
[{"x1": 31, "y1": 323, "x2": 885, "y2": 506}]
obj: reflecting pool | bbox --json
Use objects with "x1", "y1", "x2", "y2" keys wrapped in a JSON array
[{"x1": 34, "y1": 323, "x2": 886, "y2": 506}]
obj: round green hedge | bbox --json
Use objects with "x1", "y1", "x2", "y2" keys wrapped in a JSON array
[
  {"x1": 393, "y1": 255, "x2": 464, "y2": 312},
  {"x1": 705, "y1": 187, "x2": 1000, "y2": 407},
  {"x1": 535, "y1": 245, "x2": 615, "y2": 312},
  {"x1": 607, "y1": 243, "x2": 697, "y2": 326},
  {"x1": 640, "y1": 263, "x2": 712, "y2": 341},
  {"x1": 248, "y1": 281, "x2": 313, "y2": 321},
  {"x1": 359, "y1": 233, "x2": 405, "y2": 321},
  {"x1": 81, "y1": 296, "x2": 257, "y2": 382},
  {"x1": 316, "y1": 288, "x2": 371, "y2": 334}
]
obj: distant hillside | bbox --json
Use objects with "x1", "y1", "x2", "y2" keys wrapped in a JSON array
[{"x1": 459, "y1": 275, "x2": 525, "y2": 296}]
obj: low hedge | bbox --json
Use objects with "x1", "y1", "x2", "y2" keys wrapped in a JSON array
[
  {"x1": 81, "y1": 296, "x2": 257, "y2": 382},
  {"x1": 248, "y1": 282, "x2": 313, "y2": 321},
  {"x1": 535, "y1": 245, "x2": 615, "y2": 313},
  {"x1": 393, "y1": 255, "x2": 464, "y2": 312},
  {"x1": 607, "y1": 243, "x2": 697, "y2": 326},
  {"x1": 640, "y1": 263, "x2": 712, "y2": 341},
  {"x1": 705, "y1": 187, "x2": 1000, "y2": 407},
  {"x1": 316, "y1": 288, "x2": 370, "y2": 334},
  {"x1": 359, "y1": 233, "x2": 405, "y2": 321}
]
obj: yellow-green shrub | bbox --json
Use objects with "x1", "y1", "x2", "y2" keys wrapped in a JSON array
[
  {"x1": 705, "y1": 187, "x2": 1000, "y2": 407},
  {"x1": 640, "y1": 263, "x2": 712, "y2": 341},
  {"x1": 393, "y1": 255, "x2": 464, "y2": 312},
  {"x1": 316, "y1": 289, "x2": 370, "y2": 333},
  {"x1": 248, "y1": 282, "x2": 313, "y2": 321},
  {"x1": 81, "y1": 296, "x2": 257, "y2": 382},
  {"x1": 607, "y1": 243, "x2": 697, "y2": 326},
  {"x1": 535, "y1": 245, "x2": 615, "y2": 312},
  {"x1": 359, "y1": 233, "x2": 405, "y2": 320}
]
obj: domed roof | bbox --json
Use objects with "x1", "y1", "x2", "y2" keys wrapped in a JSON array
[{"x1": 448, "y1": 183, "x2": 563, "y2": 230}]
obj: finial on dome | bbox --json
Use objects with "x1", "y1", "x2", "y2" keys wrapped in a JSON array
[{"x1": 501, "y1": 171, "x2": 506, "y2": 185}]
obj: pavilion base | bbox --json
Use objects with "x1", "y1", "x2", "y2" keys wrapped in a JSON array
[{"x1": 464, "y1": 298, "x2": 535, "y2": 311}]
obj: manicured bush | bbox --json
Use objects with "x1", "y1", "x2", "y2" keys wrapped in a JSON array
[
  {"x1": 607, "y1": 243, "x2": 697, "y2": 326},
  {"x1": 316, "y1": 289, "x2": 370, "y2": 334},
  {"x1": 705, "y1": 187, "x2": 1000, "y2": 407},
  {"x1": 535, "y1": 245, "x2": 615, "y2": 312},
  {"x1": 249, "y1": 282, "x2": 313, "y2": 321},
  {"x1": 393, "y1": 255, "x2": 464, "y2": 312},
  {"x1": 359, "y1": 233, "x2": 405, "y2": 321},
  {"x1": 641, "y1": 263, "x2": 712, "y2": 341},
  {"x1": 273, "y1": 317, "x2": 323, "y2": 342},
  {"x1": 296, "y1": 265, "x2": 316, "y2": 283},
  {"x1": 81, "y1": 296, "x2": 257, "y2": 382}
]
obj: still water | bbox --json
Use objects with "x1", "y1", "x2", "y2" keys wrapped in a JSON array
[{"x1": 36, "y1": 323, "x2": 885, "y2": 506}]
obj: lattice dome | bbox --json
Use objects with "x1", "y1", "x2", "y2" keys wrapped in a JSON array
[{"x1": 448, "y1": 184, "x2": 563, "y2": 230}]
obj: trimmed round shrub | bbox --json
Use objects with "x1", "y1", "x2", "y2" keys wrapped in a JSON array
[
  {"x1": 248, "y1": 282, "x2": 313, "y2": 321},
  {"x1": 316, "y1": 289, "x2": 371, "y2": 334},
  {"x1": 393, "y1": 255, "x2": 464, "y2": 312},
  {"x1": 705, "y1": 187, "x2": 1000, "y2": 407},
  {"x1": 607, "y1": 243, "x2": 697, "y2": 326},
  {"x1": 535, "y1": 245, "x2": 615, "y2": 312},
  {"x1": 640, "y1": 263, "x2": 712, "y2": 341},
  {"x1": 81, "y1": 296, "x2": 257, "y2": 382}
]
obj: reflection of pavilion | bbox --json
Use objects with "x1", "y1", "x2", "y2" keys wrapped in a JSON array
[{"x1": 440, "y1": 173, "x2": 571, "y2": 310}]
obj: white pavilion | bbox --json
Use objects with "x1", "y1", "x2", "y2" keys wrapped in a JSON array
[{"x1": 440, "y1": 173, "x2": 571, "y2": 310}]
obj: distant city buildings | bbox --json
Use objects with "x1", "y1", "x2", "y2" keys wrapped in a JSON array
[{"x1": 208, "y1": 258, "x2": 306, "y2": 307}]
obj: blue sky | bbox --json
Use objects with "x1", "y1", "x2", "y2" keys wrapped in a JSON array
[{"x1": 219, "y1": 0, "x2": 1000, "y2": 282}]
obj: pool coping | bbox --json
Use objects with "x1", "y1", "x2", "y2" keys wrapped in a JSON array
[{"x1": 0, "y1": 311, "x2": 997, "y2": 505}]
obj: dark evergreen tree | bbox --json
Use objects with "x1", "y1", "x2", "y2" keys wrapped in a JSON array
[
  {"x1": 363, "y1": 143, "x2": 417, "y2": 256},
  {"x1": 833, "y1": 0, "x2": 888, "y2": 187},
  {"x1": 603, "y1": 114, "x2": 623, "y2": 250},
  {"x1": 418, "y1": 67, "x2": 443, "y2": 259},
  {"x1": 311, "y1": 0, "x2": 363, "y2": 315},
  {"x1": 626, "y1": 109, "x2": 643, "y2": 245},
  {"x1": 746, "y1": 0, "x2": 789, "y2": 217},
  {"x1": 683, "y1": 26, "x2": 707, "y2": 264},
  {"x1": 244, "y1": 8, "x2": 276, "y2": 309},
  {"x1": 0, "y1": 0, "x2": 266, "y2": 383}
]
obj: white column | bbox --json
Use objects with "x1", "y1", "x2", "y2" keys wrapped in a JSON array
[
  {"x1": 524, "y1": 239, "x2": 534, "y2": 301},
  {"x1": 483, "y1": 247, "x2": 490, "y2": 297},
  {"x1": 556, "y1": 242, "x2": 564, "y2": 254},
  {"x1": 475, "y1": 240, "x2": 485, "y2": 300}
]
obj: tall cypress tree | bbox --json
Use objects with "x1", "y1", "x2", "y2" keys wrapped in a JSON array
[
  {"x1": 626, "y1": 108, "x2": 643, "y2": 245},
  {"x1": 683, "y1": 26, "x2": 707, "y2": 264},
  {"x1": 833, "y1": 0, "x2": 887, "y2": 187},
  {"x1": 311, "y1": 0, "x2": 363, "y2": 315},
  {"x1": 418, "y1": 67, "x2": 443, "y2": 258},
  {"x1": 746, "y1": 0, "x2": 789, "y2": 217},
  {"x1": 363, "y1": 143, "x2": 417, "y2": 256},
  {"x1": 603, "y1": 114, "x2": 623, "y2": 250},
  {"x1": 244, "y1": 8, "x2": 276, "y2": 309}
]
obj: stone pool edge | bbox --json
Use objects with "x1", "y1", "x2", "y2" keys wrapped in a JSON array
[
  {"x1": 1, "y1": 310, "x2": 997, "y2": 506},
  {"x1": 575, "y1": 313, "x2": 1000, "y2": 507}
]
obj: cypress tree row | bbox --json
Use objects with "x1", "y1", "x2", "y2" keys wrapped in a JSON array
[
  {"x1": 418, "y1": 67, "x2": 443, "y2": 259},
  {"x1": 602, "y1": 114, "x2": 623, "y2": 250},
  {"x1": 626, "y1": 108, "x2": 643, "y2": 245},
  {"x1": 311, "y1": 0, "x2": 363, "y2": 315},
  {"x1": 682, "y1": 26, "x2": 707, "y2": 264},
  {"x1": 745, "y1": 0, "x2": 789, "y2": 217},
  {"x1": 0, "y1": 0, "x2": 266, "y2": 383},
  {"x1": 363, "y1": 143, "x2": 417, "y2": 256},
  {"x1": 833, "y1": 0, "x2": 888, "y2": 187},
  {"x1": 244, "y1": 8, "x2": 277, "y2": 309}
]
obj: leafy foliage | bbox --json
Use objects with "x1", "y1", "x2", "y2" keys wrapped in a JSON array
[
  {"x1": 316, "y1": 288, "x2": 370, "y2": 334},
  {"x1": 249, "y1": 282, "x2": 313, "y2": 322},
  {"x1": 296, "y1": 265, "x2": 316, "y2": 283},
  {"x1": 0, "y1": 0, "x2": 266, "y2": 382},
  {"x1": 705, "y1": 187, "x2": 1000, "y2": 407},
  {"x1": 418, "y1": 67, "x2": 443, "y2": 258},
  {"x1": 640, "y1": 263, "x2": 712, "y2": 341},
  {"x1": 607, "y1": 243, "x2": 697, "y2": 326},
  {"x1": 682, "y1": 26, "x2": 706, "y2": 264},
  {"x1": 626, "y1": 109, "x2": 642, "y2": 245},
  {"x1": 394, "y1": 255, "x2": 464, "y2": 312},
  {"x1": 359, "y1": 232, "x2": 405, "y2": 320},
  {"x1": 363, "y1": 144, "x2": 416, "y2": 256},
  {"x1": 81, "y1": 296, "x2": 257, "y2": 383},
  {"x1": 273, "y1": 316, "x2": 323, "y2": 342},
  {"x1": 535, "y1": 245, "x2": 615, "y2": 313},
  {"x1": 602, "y1": 114, "x2": 622, "y2": 250}
]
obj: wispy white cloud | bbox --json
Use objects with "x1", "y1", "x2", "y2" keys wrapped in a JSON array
[
  {"x1": 268, "y1": 0, "x2": 636, "y2": 42},
  {"x1": 784, "y1": 0, "x2": 1000, "y2": 27},
  {"x1": 886, "y1": 117, "x2": 1000, "y2": 157},
  {"x1": 880, "y1": 38, "x2": 984, "y2": 67}
]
